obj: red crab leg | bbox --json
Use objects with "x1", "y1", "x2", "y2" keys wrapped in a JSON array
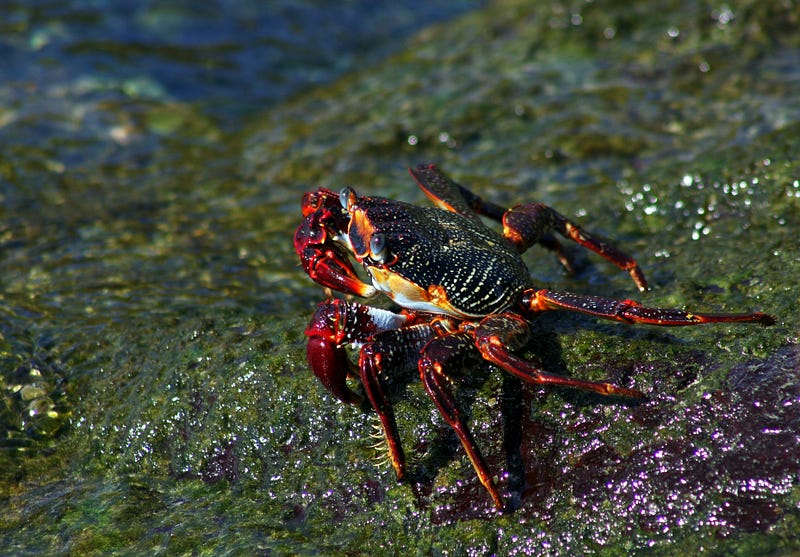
[
  {"x1": 473, "y1": 313, "x2": 644, "y2": 398},
  {"x1": 418, "y1": 332, "x2": 508, "y2": 511},
  {"x1": 420, "y1": 310, "x2": 653, "y2": 512},
  {"x1": 502, "y1": 204, "x2": 648, "y2": 291},
  {"x1": 304, "y1": 298, "x2": 435, "y2": 481},
  {"x1": 409, "y1": 163, "x2": 648, "y2": 291},
  {"x1": 523, "y1": 289, "x2": 776, "y2": 326},
  {"x1": 409, "y1": 163, "x2": 489, "y2": 225},
  {"x1": 358, "y1": 325, "x2": 434, "y2": 481}
]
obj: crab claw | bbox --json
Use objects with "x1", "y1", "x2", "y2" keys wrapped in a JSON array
[
  {"x1": 300, "y1": 188, "x2": 340, "y2": 217},
  {"x1": 304, "y1": 300, "x2": 364, "y2": 406},
  {"x1": 306, "y1": 336, "x2": 363, "y2": 406},
  {"x1": 294, "y1": 210, "x2": 377, "y2": 298}
]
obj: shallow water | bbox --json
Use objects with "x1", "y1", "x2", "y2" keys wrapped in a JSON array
[{"x1": 2, "y1": 0, "x2": 799, "y2": 555}]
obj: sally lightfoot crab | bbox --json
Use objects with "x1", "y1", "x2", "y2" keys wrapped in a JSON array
[{"x1": 293, "y1": 163, "x2": 775, "y2": 512}]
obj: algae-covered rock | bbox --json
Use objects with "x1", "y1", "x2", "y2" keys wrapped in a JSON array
[{"x1": 1, "y1": 0, "x2": 799, "y2": 555}]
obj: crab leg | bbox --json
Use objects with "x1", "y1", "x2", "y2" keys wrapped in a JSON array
[
  {"x1": 409, "y1": 163, "x2": 648, "y2": 291},
  {"x1": 502, "y1": 204, "x2": 648, "y2": 291},
  {"x1": 473, "y1": 313, "x2": 645, "y2": 398},
  {"x1": 419, "y1": 311, "x2": 646, "y2": 512},
  {"x1": 419, "y1": 332, "x2": 507, "y2": 511},
  {"x1": 304, "y1": 299, "x2": 435, "y2": 481},
  {"x1": 409, "y1": 163, "x2": 500, "y2": 224},
  {"x1": 411, "y1": 163, "x2": 576, "y2": 270},
  {"x1": 523, "y1": 289, "x2": 776, "y2": 326},
  {"x1": 359, "y1": 326, "x2": 434, "y2": 480}
]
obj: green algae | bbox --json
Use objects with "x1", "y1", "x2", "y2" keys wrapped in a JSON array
[{"x1": 3, "y1": 0, "x2": 800, "y2": 555}]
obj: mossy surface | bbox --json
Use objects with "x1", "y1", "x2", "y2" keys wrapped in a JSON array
[{"x1": 2, "y1": 0, "x2": 799, "y2": 555}]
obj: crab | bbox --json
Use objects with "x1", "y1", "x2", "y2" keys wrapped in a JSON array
[{"x1": 293, "y1": 163, "x2": 775, "y2": 512}]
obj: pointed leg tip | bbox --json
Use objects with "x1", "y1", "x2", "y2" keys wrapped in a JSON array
[
  {"x1": 629, "y1": 267, "x2": 649, "y2": 292},
  {"x1": 489, "y1": 493, "x2": 510, "y2": 513},
  {"x1": 758, "y1": 313, "x2": 777, "y2": 326}
]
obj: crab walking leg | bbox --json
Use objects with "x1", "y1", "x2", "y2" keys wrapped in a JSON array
[
  {"x1": 409, "y1": 163, "x2": 506, "y2": 223},
  {"x1": 502, "y1": 204, "x2": 648, "y2": 291},
  {"x1": 473, "y1": 313, "x2": 645, "y2": 399},
  {"x1": 419, "y1": 332, "x2": 507, "y2": 511},
  {"x1": 358, "y1": 325, "x2": 435, "y2": 481},
  {"x1": 523, "y1": 289, "x2": 776, "y2": 326},
  {"x1": 409, "y1": 163, "x2": 647, "y2": 291},
  {"x1": 536, "y1": 233, "x2": 576, "y2": 274},
  {"x1": 410, "y1": 164, "x2": 573, "y2": 268}
]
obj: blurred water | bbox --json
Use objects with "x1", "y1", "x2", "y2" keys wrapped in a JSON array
[{"x1": 0, "y1": 0, "x2": 483, "y2": 122}]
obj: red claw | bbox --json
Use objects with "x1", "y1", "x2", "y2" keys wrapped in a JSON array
[
  {"x1": 306, "y1": 336, "x2": 363, "y2": 406},
  {"x1": 294, "y1": 194, "x2": 377, "y2": 298},
  {"x1": 304, "y1": 300, "x2": 364, "y2": 406}
]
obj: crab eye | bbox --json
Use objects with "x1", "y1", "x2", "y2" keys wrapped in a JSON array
[
  {"x1": 339, "y1": 187, "x2": 357, "y2": 210},
  {"x1": 370, "y1": 233, "x2": 389, "y2": 262}
]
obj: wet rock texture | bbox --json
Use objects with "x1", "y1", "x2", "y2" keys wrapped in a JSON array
[{"x1": 1, "y1": 0, "x2": 799, "y2": 554}]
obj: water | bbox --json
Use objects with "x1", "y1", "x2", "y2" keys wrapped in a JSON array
[{"x1": 1, "y1": 1, "x2": 482, "y2": 114}]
